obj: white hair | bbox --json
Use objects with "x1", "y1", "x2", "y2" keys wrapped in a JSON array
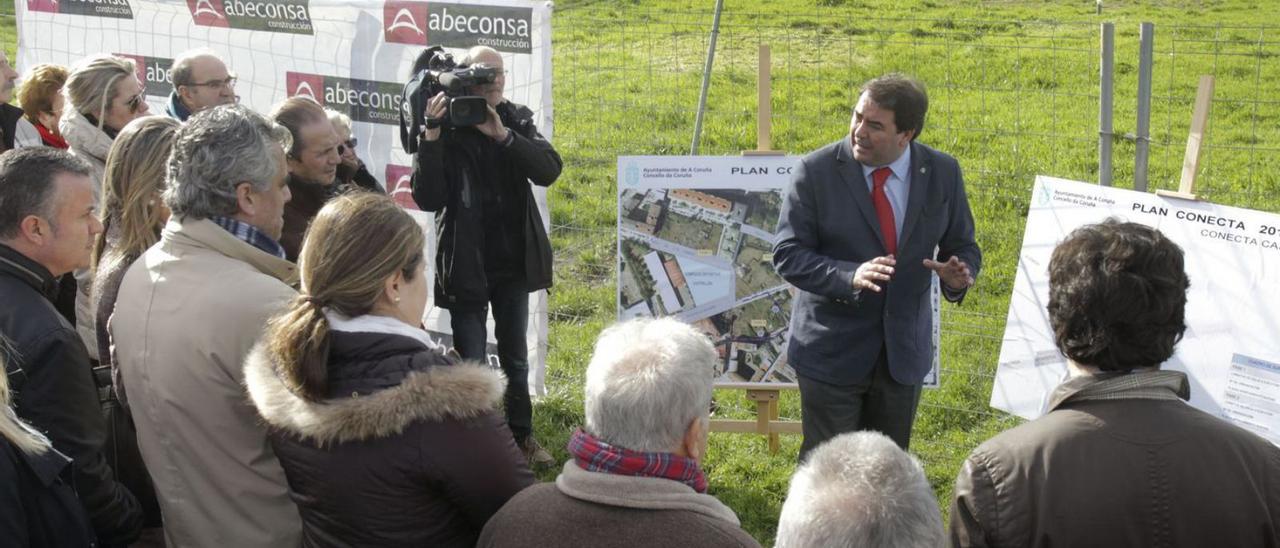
[
  {"x1": 584, "y1": 317, "x2": 716, "y2": 452},
  {"x1": 326, "y1": 108, "x2": 352, "y2": 137},
  {"x1": 776, "y1": 432, "x2": 944, "y2": 548}
]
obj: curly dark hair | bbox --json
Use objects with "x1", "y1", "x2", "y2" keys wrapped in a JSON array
[{"x1": 1047, "y1": 219, "x2": 1190, "y2": 372}]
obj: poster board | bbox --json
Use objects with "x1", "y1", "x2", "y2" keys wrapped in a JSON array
[
  {"x1": 617, "y1": 155, "x2": 941, "y2": 388},
  {"x1": 993, "y1": 176, "x2": 1280, "y2": 446},
  {"x1": 18, "y1": 0, "x2": 555, "y2": 394}
]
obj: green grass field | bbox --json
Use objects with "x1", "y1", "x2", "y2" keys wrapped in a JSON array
[
  {"x1": 540, "y1": 1, "x2": 1279, "y2": 544},
  {"x1": 4, "y1": 1, "x2": 1276, "y2": 545}
]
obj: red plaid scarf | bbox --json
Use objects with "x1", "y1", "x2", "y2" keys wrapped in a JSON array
[{"x1": 568, "y1": 428, "x2": 707, "y2": 493}]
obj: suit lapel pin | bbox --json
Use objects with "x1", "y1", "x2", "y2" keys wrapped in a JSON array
[{"x1": 919, "y1": 167, "x2": 927, "y2": 174}]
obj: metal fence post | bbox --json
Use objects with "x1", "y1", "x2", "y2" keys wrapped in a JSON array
[
  {"x1": 690, "y1": 0, "x2": 725, "y2": 155},
  {"x1": 1099, "y1": 22, "x2": 1114, "y2": 186},
  {"x1": 1135, "y1": 22, "x2": 1154, "y2": 191}
]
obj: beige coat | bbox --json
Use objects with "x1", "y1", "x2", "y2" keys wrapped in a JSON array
[
  {"x1": 112, "y1": 217, "x2": 302, "y2": 548},
  {"x1": 60, "y1": 108, "x2": 112, "y2": 361}
]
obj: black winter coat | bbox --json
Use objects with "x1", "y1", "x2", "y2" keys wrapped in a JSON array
[
  {"x1": 244, "y1": 327, "x2": 536, "y2": 547},
  {"x1": 410, "y1": 101, "x2": 561, "y2": 309},
  {"x1": 0, "y1": 438, "x2": 97, "y2": 547},
  {"x1": 0, "y1": 244, "x2": 143, "y2": 546},
  {"x1": 0, "y1": 102, "x2": 25, "y2": 151}
]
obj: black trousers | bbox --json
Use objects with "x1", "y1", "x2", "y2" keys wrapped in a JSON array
[
  {"x1": 449, "y1": 279, "x2": 533, "y2": 443},
  {"x1": 796, "y1": 349, "x2": 922, "y2": 461}
]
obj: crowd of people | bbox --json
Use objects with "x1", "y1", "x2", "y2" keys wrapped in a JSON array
[{"x1": 0, "y1": 44, "x2": 1277, "y2": 548}]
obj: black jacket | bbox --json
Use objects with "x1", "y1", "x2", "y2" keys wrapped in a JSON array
[
  {"x1": 411, "y1": 101, "x2": 561, "y2": 309},
  {"x1": 245, "y1": 328, "x2": 536, "y2": 547},
  {"x1": 0, "y1": 102, "x2": 25, "y2": 151},
  {"x1": 0, "y1": 244, "x2": 143, "y2": 546},
  {"x1": 0, "y1": 438, "x2": 97, "y2": 547}
]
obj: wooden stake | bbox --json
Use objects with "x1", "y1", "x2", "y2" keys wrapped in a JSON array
[
  {"x1": 1157, "y1": 75, "x2": 1213, "y2": 201},
  {"x1": 744, "y1": 44, "x2": 784, "y2": 157}
]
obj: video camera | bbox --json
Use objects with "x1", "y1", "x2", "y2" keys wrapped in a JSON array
[{"x1": 399, "y1": 46, "x2": 498, "y2": 153}]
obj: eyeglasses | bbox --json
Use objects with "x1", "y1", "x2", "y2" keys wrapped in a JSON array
[
  {"x1": 185, "y1": 75, "x2": 237, "y2": 90},
  {"x1": 337, "y1": 138, "x2": 357, "y2": 155},
  {"x1": 125, "y1": 92, "x2": 146, "y2": 113}
]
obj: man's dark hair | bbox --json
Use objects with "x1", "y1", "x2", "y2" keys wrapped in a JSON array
[
  {"x1": 0, "y1": 147, "x2": 92, "y2": 239},
  {"x1": 861, "y1": 74, "x2": 928, "y2": 141},
  {"x1": 1047, "y1": 219, "x2": 1190, "y2": 372}
]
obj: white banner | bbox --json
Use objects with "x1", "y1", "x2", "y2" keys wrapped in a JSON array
[
  {"x1": 994, "y1": 176, "x2": 1280, "y2": 446},
  {"x1": 18, "y1": 0, "x2": 555, "y2": 394},
  {"x1": 617, "y1": 155, "x2": 940, "y2": 388}
]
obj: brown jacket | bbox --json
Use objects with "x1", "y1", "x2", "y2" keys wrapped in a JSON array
[
  {"x1": 245, "y1": 321, "x2": 534, "y2": 547},
  {"x1": 950, "y1": 371, "x2": 1280, "y2": 548},
  {"x1": 112, "y1": 217, "x2": 301, "y2": 547},
  {"x1": 479, "y1": 460, "x2": 761, "y2": 548},
  {"x1": 280, "y1": 174, "x2": 335, "y2": 262}
]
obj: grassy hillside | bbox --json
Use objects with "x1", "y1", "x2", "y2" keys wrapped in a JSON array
[{"x1": 541, "y1": 1, "x2": 1278, "y2": 544}]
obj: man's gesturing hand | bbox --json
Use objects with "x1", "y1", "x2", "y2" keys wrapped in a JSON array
[
  {"x1": 853, "y1": 255, "x2": 896, "y2": 293},
  {"x1": 923, "y1": 256, "x2": 974, "y2": 291}
]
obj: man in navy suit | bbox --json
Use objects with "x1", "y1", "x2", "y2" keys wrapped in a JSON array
[{"x1": 773, "y1": 74, "x2": 981, "y2": 458}]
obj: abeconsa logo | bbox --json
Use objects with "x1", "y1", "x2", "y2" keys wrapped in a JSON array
[
  {"x1": 187, "y1": 0, "x2": 313, "y2": 35},
  {"x1": 115, "y1": 54, "x2": 174, "y2": 97},
  {"x1": 383, "y1": 2, "x2": 532, "y2": 54},
  {"x1": 286, "y1": 72, "x2": 404, "y2": 127},
  {"x1": 28, "y1": 0, "x2": 134, "y2": 19},
  {"x1": 384, "y1": 1, "x2": 428, "y2": 46},
  {"x1": 386, "y1": 164, "x2": 417, "y2": 210}
]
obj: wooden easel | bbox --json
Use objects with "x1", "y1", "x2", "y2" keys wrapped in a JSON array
[
  {"x1": 1156, "y1": 75, "x2": 1214, "y2": 200},
  {"x1": 708, "y1": 44, "x2": 801, "y2": 455}
]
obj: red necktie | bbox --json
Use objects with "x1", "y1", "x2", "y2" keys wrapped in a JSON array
[{"x1": 870, "y1": 167, "x2": 897, "y2": 255}]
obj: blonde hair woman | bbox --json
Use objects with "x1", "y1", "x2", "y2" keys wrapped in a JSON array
[
  {"x1": 0, "y1": 343, "x2": 96, "y2": 545},
  {"x1": 89, "y1": 116, "x2": 178, "y2": 536},
  {"x1": 92, "y1": 115, "x2": 179, "y2": 369},
  {"x1": 245, "y1": 193, "x2": 533, "y2": 546},
  {"x1": 62, "y1": 53, "x2": 152, "y2": 364},
  {"x1": 61, "y1": 54, "x2": 151, "y2": 192}
]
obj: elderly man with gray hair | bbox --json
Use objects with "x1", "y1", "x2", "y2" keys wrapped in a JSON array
[
  {"x1": 111, "y1": 104, "x2": 301, "y2": 548},
  {"x1": 775, "y1": 431, "x2": 944, "y2": 548},
  {"x1": 165, "y1": 48, "x2": 236, "y2": 121},
  {"x1": 478, "y1": 317, "x2": 760, "y2": 548}
]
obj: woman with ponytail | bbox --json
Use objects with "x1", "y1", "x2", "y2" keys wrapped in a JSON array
[
  {"x1": 0, "y1": 342, "x2": 96, "y2": 546},
  {"x1": 244, "y1": 192, "x2": 534, "y2": 547}
]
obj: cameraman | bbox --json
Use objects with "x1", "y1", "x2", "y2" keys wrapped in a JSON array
[{"x1": 411, "y1": 46, "x2": 561, "y2": 467}]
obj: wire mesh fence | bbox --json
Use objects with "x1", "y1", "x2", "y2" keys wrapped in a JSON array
[
  {"x1": 547, "y1": 6, "x2": 1280, "y2": 435},
  {"x1": 1141, "y1": 23, "x2": 1280, "y2": 209}
]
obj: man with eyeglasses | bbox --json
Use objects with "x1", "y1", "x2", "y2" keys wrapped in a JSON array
[{"x1": 166, "y1": 49, "x2": 236, "y2": 122}]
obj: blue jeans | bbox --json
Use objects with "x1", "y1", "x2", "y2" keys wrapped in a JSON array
[{"x1": 449, "y1": 280, "x2": 532, "y2": 442}]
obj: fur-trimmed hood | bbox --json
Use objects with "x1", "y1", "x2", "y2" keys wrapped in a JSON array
[{"x1": 244, "y1": 340, "x2": 506, "y2": 446}]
